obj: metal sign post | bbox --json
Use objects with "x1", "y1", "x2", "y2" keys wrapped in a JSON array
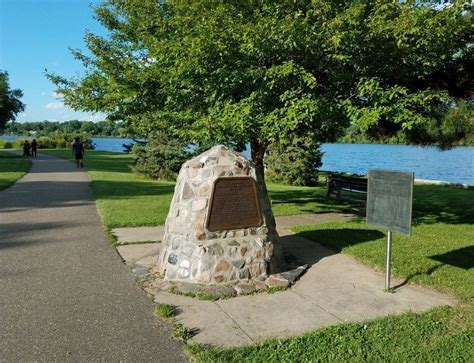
[{"x1": 385, "y1": 230, "x2": 392, "y2": 290}]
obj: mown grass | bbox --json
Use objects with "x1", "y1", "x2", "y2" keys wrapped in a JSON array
[
  {"x1": 0, "y1": 151, "x2": 31, "y2": 191},
  {"x1": 187, "y1": 306, "x2": 472, "y2": 362}
]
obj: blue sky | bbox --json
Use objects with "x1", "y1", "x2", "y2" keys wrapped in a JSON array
[{"x1": 0, "y1": 0, "x2": 106, "y2": 122}]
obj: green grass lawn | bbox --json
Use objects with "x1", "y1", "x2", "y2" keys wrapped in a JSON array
[
  {"x1": 0, "y1": 151, "x2": 31, "y2": 191},
  {"x1": 41, "y1": 149, "x2": 474, "y2": 361}
]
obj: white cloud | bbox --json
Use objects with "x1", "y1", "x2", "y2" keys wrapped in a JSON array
[{"x1": 45, "y1": 102, "x2": 65, "y2": 110}]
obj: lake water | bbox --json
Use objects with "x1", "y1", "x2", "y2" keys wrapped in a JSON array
[{"x1": 2, "y1": 135, "x2": 473, "y2": 185}]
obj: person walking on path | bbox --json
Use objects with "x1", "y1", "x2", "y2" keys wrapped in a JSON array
[
  {"x1": 31, "y1": 139, "x2": 38, "y2": 158},
  {"x1": 22, "y1": 140, "x2": 31, "y2": 157},
  {"x1": 72, "y1": 137, "x2": 84, "y2": 167}
]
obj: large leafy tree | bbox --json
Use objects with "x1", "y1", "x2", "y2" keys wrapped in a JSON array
[
  {"x1": 0, "y1": 71, "x2": 25, "y2": 131},
  {"x1": 48, "y1": 0, "x2": 472, "y2": 176}
]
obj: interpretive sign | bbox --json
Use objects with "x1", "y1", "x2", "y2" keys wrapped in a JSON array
[
  {"x1": 207, "y1": 177, "x2": 262, "y2": 231},
  {"x1": 367, "y1": 170, "x2": 414, "y2": 235}
]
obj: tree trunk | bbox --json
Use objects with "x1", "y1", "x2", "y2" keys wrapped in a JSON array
[{"x1": 250, "y1": 140, "x2": 268, "y2": 180}]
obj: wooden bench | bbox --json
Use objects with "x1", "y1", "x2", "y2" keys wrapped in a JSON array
[{"x1": 326, "y1": 173, "x2": 367, "y2": 199}]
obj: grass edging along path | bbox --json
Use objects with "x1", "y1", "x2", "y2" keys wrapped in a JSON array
[
  {"x1": 42, "y1": 149, "x2": 473, "y2": 361},
  {"x1": 0, "y1": 151, "x2": 31, "y2": 191}
]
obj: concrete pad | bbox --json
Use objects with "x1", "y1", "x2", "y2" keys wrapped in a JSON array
[
  {"x1": 216, "y1": 291, "x2": 341, "y2": 342},
  {"x1": 147, "y1": 230, "x2": 457, "y2": 347},
  {"x1": 112, "y1": 226, "x2": 165, "y2": 244},
  {"x1": 292, "y1": 252, "x2": 456, "y2": 322},
  {"x1": 155, "y1": 292, "x2": 253, "y2": 347},
  {"x1": 116, "y1": 243, "x2": 161, "y2": 266}
]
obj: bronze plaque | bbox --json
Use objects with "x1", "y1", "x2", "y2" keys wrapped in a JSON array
[{"x1": 207, "y1": 177, "x2": 262, "y2": 231}]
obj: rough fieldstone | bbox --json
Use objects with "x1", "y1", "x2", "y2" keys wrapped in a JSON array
[
  {"x1": 232, "y1": 259, "x2": 245, "y2": 269},
  {"x1": 253, "y1": 279, "x2": 268, "y2": 290},
  {"x1": 280, "y1": 265, "x2": 309, "y2": 284},
  {"x1": 234, "y1": 283, "x2": 257, "y2": 295},
  {"x1": 168, "y1": 253, "x2": 178, "y2": 265},
  {"x1": 155, "y1": 145, "x2": 285, "y2": 284},
  {"x1": 239, "y1": 268, "x2": 251, "y2": 280},
  {"x1": 182, "y1": 183, "x2": 194, "y2": 200},
  {"x1": 201, "y1": 285, "x2": 237, "y2": 298},
  {"x1": 215, "y1": 259, "x2": 231, "y2": 273},
  {"x1": 207, "y1": 243, "x2": 224, "y2": 256},
  {"x1": 265, "y1": 274, "x2": 290, "y2": 288},
  {"x1": 175, "y1": 282, "x2": 203, "y2": 295},
  {"x1": 191, "y1": 198, "x2": 207, "y2": 211}
]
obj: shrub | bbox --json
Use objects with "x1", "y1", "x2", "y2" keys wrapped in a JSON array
[
  {"x1": 265, "y1": 134, "x2": 323, "y2": 186},
  {"x1": 130, "y1": 133, "x2": 189, "y2": 180},
  {"x1": 7, "y1": 134, "x2": 94, "y2": 150},
  {"x1": 0, "y1": 139, "x2": 13, "y2": 149}
]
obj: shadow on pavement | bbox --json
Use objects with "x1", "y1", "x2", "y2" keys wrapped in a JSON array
[{"x1": 0, "y1": 180, "x2": 93, "y2": 212}]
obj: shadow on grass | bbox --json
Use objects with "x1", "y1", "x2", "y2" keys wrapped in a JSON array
[
  {"x1": 392, "y1": 264, "x2": 444, "y2": 290},
  {"x1": 268, "y1": 188, "x2": 361, "y2": 214},
  {"x1": 295, "y1": 228, "x2": 385, "y2": 253},
  {"x1": 429, "y1": 246, "x2": 474, "y2": 270},
  {"x1": 412, "y1": 185, "x2": 474, "y2": 225},
  {"x1": 282, "y1": 227, "x2": 385, "y2": 267}
]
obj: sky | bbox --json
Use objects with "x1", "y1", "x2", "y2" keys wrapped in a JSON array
[{"x1": 0, "y1": 0, "x2": 107, "y2": 122}]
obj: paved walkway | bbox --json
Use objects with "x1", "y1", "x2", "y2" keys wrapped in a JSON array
[
  {"x1": 115, "y1": 218, "x2": 456, "y2": 347},
  {"x1": 0, "y1": 154, "x2": 187, "y2": 361}
]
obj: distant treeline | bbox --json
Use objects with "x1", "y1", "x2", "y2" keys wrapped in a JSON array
[
  {"x1": 4, "y1": 120, "x2": 129, "y2": 137},
  {"x1": 338, "y1": 125, "x2": 474, "y2": 147}
]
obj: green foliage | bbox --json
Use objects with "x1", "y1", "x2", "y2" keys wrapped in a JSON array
[
  {"x1": 130, "y1": 133, "x2": 189, "y2": 180},
  {"x1": 8, "y1": 135, "x2": 94, "y2": 150},
  {"x1": 172, "y1": 322, "x2": 193, "y2": 342},
  {"x1": 5, "y1": 120, "x2": 127, "y2": 137},
  {"x1": 0, "y1": 139, "x2": 13, "y2": 149},
  {"x1": 155, "y1": 303, "x2": 175, "y2": 319},
  {"x1": 187, "y1": 306, "x2": 472, "y2": 362},
  {"x1": 48, "y1": 0, "x2": 472, "y2": 170},
  {"x1": 265, "y1": 135, "x2": 323, "y2": 186},
  {"x1": 0, "y1": 71, "x2": 25, "y2": 131}
]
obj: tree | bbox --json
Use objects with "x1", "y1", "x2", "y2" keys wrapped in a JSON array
[
  {"x1": 48, "y1": 0, "x2": 473, "y2": 177},
  {"x1": 0, "y1": 71, "x2": 25, "y2": 131},
  {"x1": 265, "y1": 133, "x2": 323, "y2": 186}
]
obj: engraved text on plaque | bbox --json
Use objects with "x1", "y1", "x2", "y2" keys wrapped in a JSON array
[{"x1": 207, "y1": 177, "x2": 262, "y2": 231}]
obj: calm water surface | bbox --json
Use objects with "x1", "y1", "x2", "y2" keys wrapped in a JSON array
[{"x1": 2, "y1": 135, "x2": 473, "y2": 184}]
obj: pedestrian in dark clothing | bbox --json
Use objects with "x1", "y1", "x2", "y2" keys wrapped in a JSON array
[
  {"x1": 23, "y1": 140, "x2": 31, "y2": 157},
  {"x1": 72, "y1": 137, "x2": 84, "y2": 168},
  {"x1": 31, "y1": 139, "x2": 38, "y2": 158}
]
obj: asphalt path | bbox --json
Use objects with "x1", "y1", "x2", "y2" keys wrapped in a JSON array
[{"x1": 0, "y1": 153, "x2": 187, "y2": 361}]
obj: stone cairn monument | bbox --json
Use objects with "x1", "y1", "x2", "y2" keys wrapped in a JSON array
[{"x1": 155, "y1": 145, "x2": 285, "y2": 284}]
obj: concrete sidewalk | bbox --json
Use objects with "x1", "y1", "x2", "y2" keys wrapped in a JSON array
[
  {"x1": 115, "y1": 219, "x2": 456, "y2": 347},
  {"x1": 0, "y1": 154, "x2": 187, "y2": 361}
]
